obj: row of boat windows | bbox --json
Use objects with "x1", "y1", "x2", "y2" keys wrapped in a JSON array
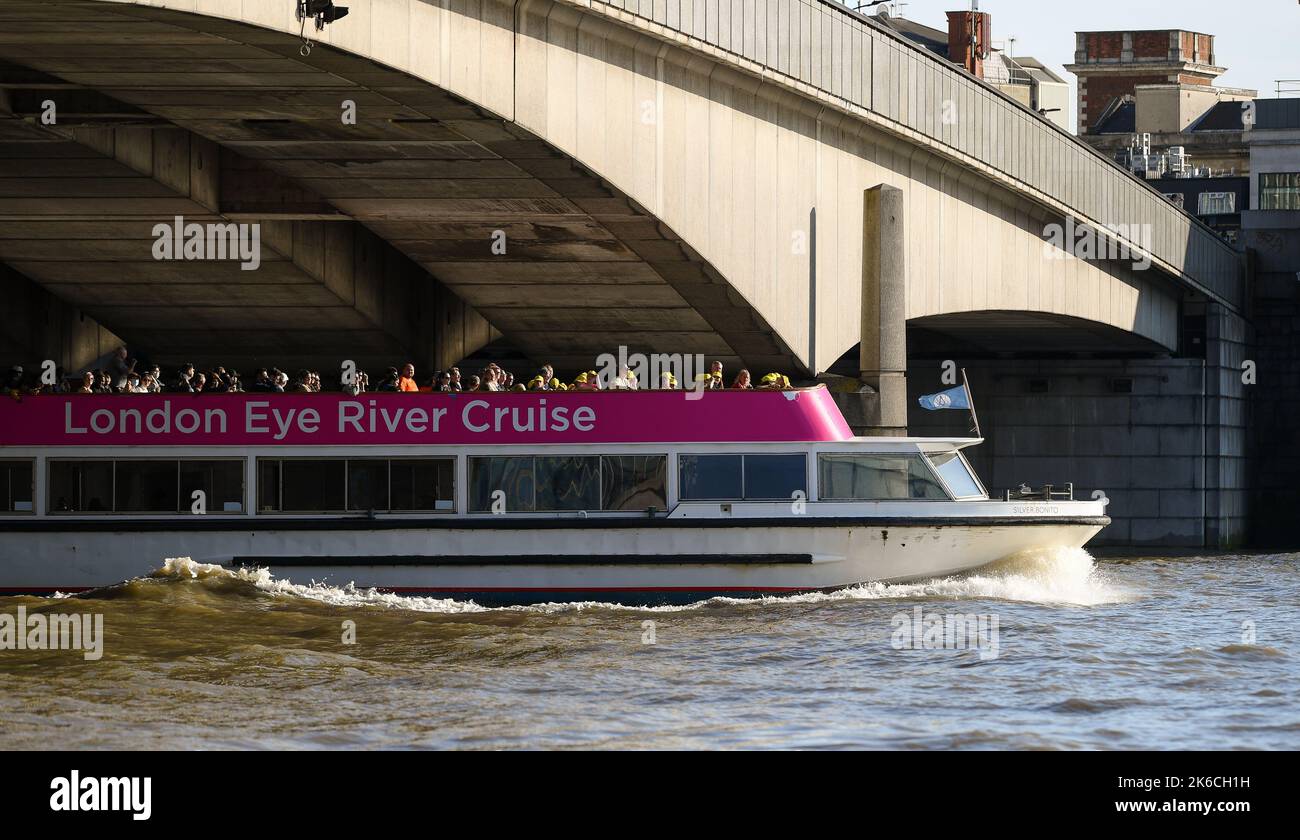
[{"x1": 0, "y1": 453, "x2": 980, "y2": 514}]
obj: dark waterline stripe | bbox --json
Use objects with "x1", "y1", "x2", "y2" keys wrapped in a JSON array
[
  {"x1": 0, "y1": 515, "x2": 1111, "y2": 532},
  {"x1": 231, "y1": 553, "x2": 815, "y2": 567}
]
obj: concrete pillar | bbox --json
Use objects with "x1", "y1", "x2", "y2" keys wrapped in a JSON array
[{"x1": 858, "y1": 184, "x2": 908, "y2": 436}]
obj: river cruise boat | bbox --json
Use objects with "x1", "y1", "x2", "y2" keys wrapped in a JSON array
[{"x1": 0, "y1": 387, "x2": 1108, "y2": 604}]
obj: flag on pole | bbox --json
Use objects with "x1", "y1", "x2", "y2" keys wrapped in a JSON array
[{"x1": 917, "y1": 385, "x2": 971, "y2": 411}]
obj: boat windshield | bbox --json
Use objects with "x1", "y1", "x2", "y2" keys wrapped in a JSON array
[{"x1": 926, "y1": 451, "x2": 985, "y2": 499}]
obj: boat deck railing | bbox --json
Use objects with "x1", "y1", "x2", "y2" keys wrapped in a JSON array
[{"x1": 1003, "y1": 483, "x2": 1075, "y2": 502}]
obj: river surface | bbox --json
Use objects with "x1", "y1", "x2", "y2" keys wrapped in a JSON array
[{"x1": 0, "y1": 550, "x2": 1296, "y2": 750}]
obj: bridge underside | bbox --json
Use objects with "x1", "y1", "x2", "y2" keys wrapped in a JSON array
[{"x1": 0, "y1": 0, "x2": 797, "y2": 374}]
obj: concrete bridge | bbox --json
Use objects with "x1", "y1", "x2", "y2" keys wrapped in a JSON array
[
  {"x1": 0, "y1": 0, "x2": 1253, "y2": 546},
  {"x1": 1, "y1": 0, "x2": 1243, "y2": 367}
]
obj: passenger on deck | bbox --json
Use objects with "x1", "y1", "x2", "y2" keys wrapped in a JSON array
[
  {"x1": 168, "y1": 364, "x2": 195, "y2": 394},
  {"x1": 449, "y1": 367, "x2": 463, "y2": 391},
  {"x1": 611, "y1": 366, "x2": 638, "y2": 390},
  {"x1": 528, "y1": 365, "x2": 555, "y2": 391},
  {"x1": 3, "y1": 365, "x2": 24, "y2": 396},
  {"x1": 466, "y1": 375, "x2": 482, "y2": 392},
  {"x1": 108, "y1": 347, "x2": 135, "y2": 391},
  {"x1": 398, "y1": 363, "x2": 419, "y2": 393},
  {"x1": 434, "y1": 370, "x2": 454, "y2": 392},
  {"x1": 731, "y1": 369, "x2": 752, "y2": 389},
  {"x1": 375, "y1": 368, "x2": 400, "y2": 392},
  {"x1": 695, "y1": 360, "x2": 724, "y2": 391},
  {"x1": 76, "y1": 372, "x2": 95, "y2": 394},
  {"x1": 658, "y1": 371, "x2": 679, "y2": 390},
  {"x1": 250, "y1": 369, "x2": 273, "y2": 392},
  {"x1": 272, "y1": 369, "x2": 288, "y2": 393}
]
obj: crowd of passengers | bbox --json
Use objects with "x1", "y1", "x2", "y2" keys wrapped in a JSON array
[{"x1": 2, "y1": 347, "x2": 795, "y2": 397}]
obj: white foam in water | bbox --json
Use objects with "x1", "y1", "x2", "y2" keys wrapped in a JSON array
[
  {"x1": 807, "y1": 546, "x2": 1132, "y2": 607},
  {"x1": 153, "y1": 557, "x2": 489, "y2": 614},
  {"x1": 146, "y1": 548, "x2": 1130, "y2": 615}
]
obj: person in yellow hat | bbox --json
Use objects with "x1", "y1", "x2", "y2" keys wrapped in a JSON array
[{"x1": 549, "y1": 377, "x2": 566, "y2": 391}]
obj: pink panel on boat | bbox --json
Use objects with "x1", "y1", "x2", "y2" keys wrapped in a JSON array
[{"x1": 0, "y1": 388, "x2": 854, "y2": 446}]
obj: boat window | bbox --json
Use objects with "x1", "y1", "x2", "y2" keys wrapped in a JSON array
[
  {"x1": 817, "y1": 454, "x2": 950, "y2": 500},
  {"x1": 1, "y1": 460, "x2": 34, "y2": 513},
  {"x1": 281, "y1": 460, "x2": 346, "y2": 512},
  {"x1": 259, "y1": 458, "x2": 454, "y2": 513},
  {"x1": 469, "y1": 456, "x2": 535, "y2": 512},
  {"x1": 48, "y1": 459, "x2": 244, "y2": 513},
  {"x1": 470, "y1": 455, "x2": 667, "y2": 513},
  {"x1": 536, "y1": 456, "x2": 601, "y2": 511},
  {"x1": 679, "y1": 454, "x2": 807, "y2": 501},
  {"x1": 678, "y1": 454, "x2": 743, "y2": 500},
  {"x1": 347, "y1": 459, "x2": 389, "y2": 512},
  {"x1": 927, "y1": 452, "x2": 985, "y2": 499},
  {"x1": 601, "y1": 455, "x2": 667, "y2": 511},
  {"x1": 389, "y1": 460, "x2": 455, "y2": 512},
  {"x1": 181, "y1": 460, "x2": 246, "y2": 513},
  {"x1": 115, "y1": 460, "x2": 180, "y2": 512},
  {"x1": 742, "y1": 454, "x2": 807, "y2": 500}
]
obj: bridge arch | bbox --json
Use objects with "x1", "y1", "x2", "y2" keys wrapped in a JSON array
[{"x1": 0, "y1": 0, "x2": 1234, "y2": 375}]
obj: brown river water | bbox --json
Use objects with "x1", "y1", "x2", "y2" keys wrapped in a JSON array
[{"x1": 0, "y1": 549, "x2": 1296, "y2": 750}]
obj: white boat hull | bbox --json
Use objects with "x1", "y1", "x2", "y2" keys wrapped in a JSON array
[{"x1": 0, "y1": 514, "x2": 1107, "y2": 605}]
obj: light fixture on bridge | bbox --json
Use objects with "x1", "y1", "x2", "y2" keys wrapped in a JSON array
[{"x1": 296, "y1": 0, "x2": 349, "y2": 31}]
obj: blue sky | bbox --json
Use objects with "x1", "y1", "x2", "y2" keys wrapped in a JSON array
[{"x1": 870, "y1": 0, "x2": 1299, "y2": 131}]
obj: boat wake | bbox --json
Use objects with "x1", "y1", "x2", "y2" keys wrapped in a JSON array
[{"x1": 57, "y1": 547, "x2": 1130, "y2": 615}]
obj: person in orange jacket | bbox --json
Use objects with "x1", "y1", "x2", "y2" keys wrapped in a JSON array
[{"x1": 397, "y1": 363, "x2": 419, "y2": 392}]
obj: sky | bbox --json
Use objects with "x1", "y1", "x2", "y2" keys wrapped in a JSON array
[{"x1": 872, "y1": 0, "x2": 1299, "y2": 132}]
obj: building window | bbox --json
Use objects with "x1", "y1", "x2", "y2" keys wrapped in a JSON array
[
  {"x1": 1197, "y1": 191, "x2": 1236, "y2": 215},
  {"x1": 0, "y1": 460, "x2": 34, "y2": 513},
  {"x1": 257, "y1": 458, "x2": 453, "y2": 513},
  {"x1": 817, "y1": 454, "x2": 950, "y2": 501},
  {"x1": 48, "y1": 460, "x2": 244, "y2": 513},
  {"x1": 469, "y1": 455, "x2": 666, "y2": 513},
  {"x1": 1260, "y1": 172, "x2": 1300, "y2": 211},
  {"x1": 678, "y1": 454, "x2": 807, "y2": 501}
]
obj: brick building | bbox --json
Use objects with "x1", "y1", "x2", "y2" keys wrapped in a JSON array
[{"x1": 1066, "y1": 29, "x2": 1228, "y2": 135}]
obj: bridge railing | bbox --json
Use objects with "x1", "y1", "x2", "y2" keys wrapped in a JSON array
[{"x1": 576, "y1": 0, "x2": 1244, "y2": 309}]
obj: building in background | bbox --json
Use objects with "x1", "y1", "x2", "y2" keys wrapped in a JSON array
[
  {"x1": 1240, "y1": 98, "x2": 1300, "y2": 547},
  {"x1": 1066, "y1": 28, "x2": 1255, "y2": 176},
  {"x1": 869, "y1": 6, "x2": 1070, "y2": 130}
]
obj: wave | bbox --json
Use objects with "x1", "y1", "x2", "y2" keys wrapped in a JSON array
[{"x1": 64, "y1": 547, "x2": 1130, "y2": 614}]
